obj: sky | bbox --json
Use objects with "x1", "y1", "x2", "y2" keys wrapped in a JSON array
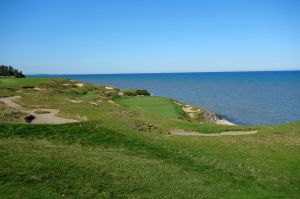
[{"x1": 0, "y1": 0, "x2": 300, "y2": 74}]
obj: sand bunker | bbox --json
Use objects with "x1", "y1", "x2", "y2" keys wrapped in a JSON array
[
  {"x1": 182, "y1": 106, "x2": 198, "y2": 113},
  {"x1": 107, "y1": 100, "x2": 120, "y2": 106},
  {"x1": 0, "y1": 96, "x2": 79, "y2": 124},
  {"x1": 75, "y1": 83, "x2": 84, "y2": 87},
  {"x1": 173, "y1": 101, "x2": 182, "y2": 106},
  {"x1": 105, "y1": 86, "x2": 114, "y2": 90},
  {"x1": 89, "y1": 102, "x2": 99, "y2": 106},
  {"x1": 107, "y1": 100, "x2": 115, "y2": 104},
  {"x1": 182, "y1": 105, "x2": 200, "y2": 118},
  {"x1": 66, "y1": 99, "x2": 82, "y2": 104},
  {"x1": 169, "y1": 129, "x2": 258, "y2": 136},
  {"x1": 33, "y1": 87, "x2": 46, "y2": 91}
]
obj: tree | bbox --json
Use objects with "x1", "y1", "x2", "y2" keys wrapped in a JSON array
[{"x1": 0, "y1": 65, "x2": 26, "y2": 78}]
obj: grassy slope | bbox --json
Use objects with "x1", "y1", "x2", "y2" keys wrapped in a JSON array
[
  {"x1": 0, "y1": 122, "x2": 299, "y2": 198},
  {"x1": 0, "y1": 78, "x2": 299, "y2": 198}
]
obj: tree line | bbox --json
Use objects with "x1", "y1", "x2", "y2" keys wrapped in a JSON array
[{"x1": 0, "y1": 65, "x2": 25, "y2": 78}]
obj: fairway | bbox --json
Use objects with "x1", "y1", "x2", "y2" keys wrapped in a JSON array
[{"x1": 116, "y1": 96, "x2": 182, "y2": 118}]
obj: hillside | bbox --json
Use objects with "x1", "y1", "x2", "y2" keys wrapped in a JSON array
[{"x1": 0, "y1": 78, "x2": 299, "y2": 198}]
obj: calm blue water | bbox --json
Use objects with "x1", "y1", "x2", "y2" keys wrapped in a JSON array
[{"x1": 31, "y1": 71, "x2": 300, "y2": 126}]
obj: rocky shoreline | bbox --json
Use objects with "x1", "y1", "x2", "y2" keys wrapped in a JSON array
[{"x1": 202, "y1": 111, "x2": 235, "y2": 125}]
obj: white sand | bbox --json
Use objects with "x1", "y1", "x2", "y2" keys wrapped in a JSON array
[
  {"x1": 105, "y1": 86, "x2": 114, "y2": 90},
  {"x1": 66, "y1": 99, "x2": 82, "y2": 104},
  {"x1": 182, "y1": 105, "x2": 200, "y2": 118},
  {"x1": 33, "y1": 87, "x2": 46, "y2": 91},
  {"x1": 89, "y1": 102, "x2": 99, "y2": 106},
  {"x1": 75, "y1": 83, "x2": 84, "y2": 87}
]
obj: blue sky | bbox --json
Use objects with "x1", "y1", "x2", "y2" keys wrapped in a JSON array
[{"x1": 0, "y1": 0, "x2": 299, "y2": 74}]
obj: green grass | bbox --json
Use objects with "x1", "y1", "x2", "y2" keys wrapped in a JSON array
[
  {"x1": 0, "y1": 78, "x2": 49, "y2": 89},
  {"x1": 0, "y1": 77, "x2": 299, "y2": 198},
  {"x1": 116, "y1": 96, "x2": 182, "y2": 118},
  {"x1": 164, "y1": 120, "x2": 259, "y2": 133},
  {"x1": 0, "y1": 121, "x2": 299, "y2": 198}
]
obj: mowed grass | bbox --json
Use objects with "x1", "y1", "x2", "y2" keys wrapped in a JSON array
[
  {"x1": 0, "y1": 121, "x2": 299, "y2": 198},
  {"x1": 116, "y1": 96, "x2": 182, "y2": 118}
]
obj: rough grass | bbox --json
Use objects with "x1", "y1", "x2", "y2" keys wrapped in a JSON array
[
  {"x1": 0, "y1": 102, "x2": 26, "y2": 123},
  {"x1": 0, "y1": 121, "x2": 299, "y2": 198},
  {"x1": 0, "y1": 138, "x2": 208, "y2": 199}
]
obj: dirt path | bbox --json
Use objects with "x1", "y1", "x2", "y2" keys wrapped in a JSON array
[
  {"x1": 169, "y1": 129, "x2": 258, "y2": 136},
  {"x1": 0, "y1": 96, "x2": 79, "y2": 124}
]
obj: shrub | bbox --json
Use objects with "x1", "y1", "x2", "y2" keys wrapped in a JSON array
[
  {"x1": 123, "y1": 91, "x2": 136, "y2": 96},
  {"x1": 123, "y1": 89, "x2": 150, "y2": 96},
  {"x1": 0, "y1": 65, "x2": 25, "y2": 78},
  {"x1": 135, "y1": 90, "x2": 150, "y2": 96}
]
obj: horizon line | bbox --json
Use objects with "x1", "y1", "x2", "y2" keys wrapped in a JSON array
[{"x1": 27, "y1": 69, "x2": 300, "y2": 76}]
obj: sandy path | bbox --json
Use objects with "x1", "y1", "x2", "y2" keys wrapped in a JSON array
[
  {"x1": 0, "y1": 96, "x2": 79, "y2": 124},
  {"x1": 169, "y1": 129, "x2": 258, "y2": 136}
]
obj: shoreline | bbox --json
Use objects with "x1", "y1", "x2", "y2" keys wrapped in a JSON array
[
  {"x1": 29, "y1": 72, "x2": 300, "y2": 126},
  {"x1": 216, "y1": 118, "x2": 236, "y2": 125}
]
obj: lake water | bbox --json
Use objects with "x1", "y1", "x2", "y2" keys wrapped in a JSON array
[{"x1": 31, "y1": 71, "x2": 300, "y2": 126}]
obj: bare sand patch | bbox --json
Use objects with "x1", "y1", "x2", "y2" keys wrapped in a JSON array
[
  {"x1": 182, "y1": 105, "x2": 200, "y2": 118},
  {"x1": 75, "y1": 83, "x2": 84, "y2": 87},
  {"x1": 89, "y1": 102, "x2": 99, "y2": 106},
  {"x1": 0, "y1": 96, "x2": 79, "y2": 124},
  {"x1": 105, "y1": 86, "x2": 114, "y2": 90},
  {"x1": 66, "y1": 99, "x2": 82, "y2": 104},
  {"x1": 107, "y1": 100, "x2": 115, "y2": 104},
  {"x1": 182, "y1": 106, "x2": 198, "y2": 113},
  {"x1": 33, "y1": 87, "x2": 46, "y2": 91}
]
